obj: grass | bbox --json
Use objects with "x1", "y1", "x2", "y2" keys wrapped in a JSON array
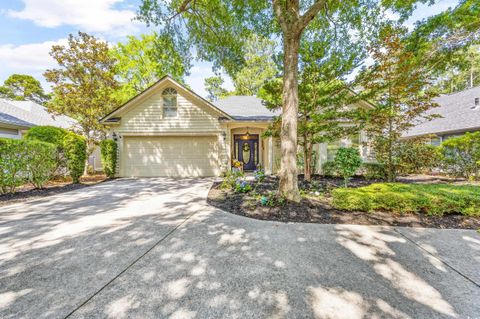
[{"x1": 331, "y1": 183, "x2": 480, "y2": 216}]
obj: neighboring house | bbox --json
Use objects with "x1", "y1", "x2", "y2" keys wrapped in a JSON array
[
  {"x1": 0, "y1": 110, "x2": 35, "y2": 139},
  {"x1": 0, "y1": 99, "x2": 103, "y2": 171},
  {"x1": 100, "y1": 75, "x2": 372, "y2": 177},
  {"x1": 404, "y1": 86, "x2": 480, "y2": 144}
]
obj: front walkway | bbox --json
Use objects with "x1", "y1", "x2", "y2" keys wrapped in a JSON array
[{"x1": 0, "y1": 178, "x2": 478, "y2": 318}]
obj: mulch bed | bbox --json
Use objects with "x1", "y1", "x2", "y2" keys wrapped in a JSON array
[
  {"x1": 207, "y1": 175, "x2": 480, "y2": 229},
  {"x1": 0, "y1": 174, "x2": 108, "y2": 207}
]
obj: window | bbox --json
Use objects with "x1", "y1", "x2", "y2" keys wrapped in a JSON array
[
  {"x1": 326, "y1": 134, "x2": 360, "y2": 161},
  {"x1": 430, "y1": 136, "x2": 441, "y2": 146},
  {"x1": 162, "y1": 88, "x2": 178, "y2": 118}
]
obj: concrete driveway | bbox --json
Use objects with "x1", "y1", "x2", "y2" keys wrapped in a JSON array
[{"x1": 0, "y1": 178, "x2": 479, "y2": 319}]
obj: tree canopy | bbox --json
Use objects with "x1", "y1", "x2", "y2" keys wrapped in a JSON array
[
  {"x1": 136, "y1": 0, "x2": 436, "y2": 201},
  {"x1": 44, "y1": 32, "x2": 119, "y2": 156},
  {"x1": 0, "y1": 74, "x2": 49, "y2": 104},
  {"x1": 111, "y1": 32, "x2": 191, "y2": 102}
]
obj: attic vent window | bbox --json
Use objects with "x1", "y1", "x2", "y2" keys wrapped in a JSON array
[{"x1": 162, "y1": 88, "x2": 178, "y2": 118}]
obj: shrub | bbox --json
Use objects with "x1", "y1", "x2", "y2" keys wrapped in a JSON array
[
  {"x1": 333, "y1": 147, "x2": 362, "y2": 187},
  {"x1": 0, "y1": 138, "x2": 29, "y2": 194},
  {"x1": 332, "y1": 183, "x2": 480, "y2": 216},
  {"x1": 25, "y1": 140, "x2": 57, "y2": 188},
  {"x1": 362, "y1": 163, "x2": 387, "y2": 180},
  {"x1": 100, "y1": 139, "x2": 117, "y2": 178},
  {"x1": 24, "y1": 126, "x2": 68, "y2": 174},
  {"x1": 396, "y1": 139, "x2": 439, "y2": 175},
  {"x1": 63, "y1": 132, "x2": 87, "y2": 183},
  {"x1": 322, "y1": 161, "x2": 338, "y2": 177},
  {"x1": 439, "y1": 132, "x2": 480, "y2": 179}
]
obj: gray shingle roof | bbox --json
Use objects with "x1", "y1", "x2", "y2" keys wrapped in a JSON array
[
  {"x1": 0, "y1": 99, "x2": 76, "y2": 129},
  {"x1": 213, "y1": 96, "x2": 280, "y2": 121},
  {"x1": 404, "y1": 86, "x2": 480, "y2": 137},
  {"x1": 0, "y1": 112, "x2": 35, "y2": 128}
]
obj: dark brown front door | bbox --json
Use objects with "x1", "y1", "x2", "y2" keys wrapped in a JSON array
[{"x1": 234, "y1": 134, "x2": 259, "y2": 171}]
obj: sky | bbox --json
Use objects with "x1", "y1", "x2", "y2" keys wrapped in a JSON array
[{"x1": 0, "y1": 0, "x2": 459, "y2": 98}]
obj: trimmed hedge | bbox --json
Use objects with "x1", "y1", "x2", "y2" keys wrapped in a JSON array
[
  {"x1": 332, "y1": 183, "x2": 480, "y2": 216},
  {"x1": 25, "y1": 140, "x2": 57, "y2": 188},
  {"x1": 0, "y1": 138, "x2": 29, "y2": 194},
  {"x1": 0, "y1": 138, "x2": 57, "y2": 193},
  {"x1": 24, "y1": 126, "x2": 68, "y2": 174},
  {"x1": 100, "y1": 139, "x2": 117, "y2": 178},
  {"x1": 63, "y1": 132, "x2": 87, "y2": 183}
]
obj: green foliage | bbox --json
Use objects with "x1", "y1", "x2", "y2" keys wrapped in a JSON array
[
  {"x1": 359, "y1": 26, "x2": 439, "y2": 181},
  {"x1": 232, "y1": 34, "x2": 277, "y2": 96},
  {"x1": 260, "y1": 191, "x2": 286, "y2": 207},
  {"x1": 63, "y1": 132, "x2": 87, "y2": 183},
  {"x1": 0, "y1": 138, "x2": 28, "y2": 194},
  {"x1": 322, "y1": 161, "x2": 339, "y2": 177},
  {"x1": 235, "y1": 179, "x2": 252, "y2": 193},
  {"x1": 100, "y1": 139, "x2": 118, "y2": 178},
  {"x1": 111, "y1": 32, "x2": 191, "y2": 102},
  {"x1": 362, "y1": 163, "x2": 387, "y2": 180},
  {"x1": 25, "y1": 141, "x2": 57, "y2": 188},
  {"x1": 24, "y1": 126, "x2": 68, "y2": 173},
  {"x1": 333, "y1": 147, "x2": 362, "y2": 187},
  {"x1": 332, "y1": 183, "x2": 480, "y2": 216},
  {"x1": 439, "y1": 132, "x2": 480, "y2": 179},
  {"x1": 395, "y1": 139, "x2": 439, "y2": 175},
  {"x1": 0, "y1": 74, "x2": 49, "y2": 104},
  {"x1": 44, "y1": 32, "x2": 119, "y2": 155},
  {"x1": 221, "y1": 168, "x2": 244, "y2": 190},
  {"x1": 0, "y1": 138, "x2": 58, "y2": 192},
  {"x1": 204, "y1": 76, "x2": 230, "y2": 101}
]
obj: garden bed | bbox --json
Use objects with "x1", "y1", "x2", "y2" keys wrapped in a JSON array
[
  {"x1": 0, "y1": 174, "x2": 108, "y2": 207},
  {"x1": 207, "y1": 175, "x2": 480, "y2": 229}
]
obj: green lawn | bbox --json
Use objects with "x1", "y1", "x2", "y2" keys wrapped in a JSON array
[{"x1": 332, "y1": 183, "x2": 480, "y2": 216}]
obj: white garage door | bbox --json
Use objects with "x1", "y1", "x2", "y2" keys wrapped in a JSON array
[{"x1": 124, "y1": 136, "x2": 221, "y2": 177}]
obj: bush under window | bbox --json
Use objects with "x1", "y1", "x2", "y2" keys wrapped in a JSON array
[{"x1": 439, "y1": 132, "x2": 480, "y2": 180}]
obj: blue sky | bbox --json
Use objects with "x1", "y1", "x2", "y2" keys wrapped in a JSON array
[{"x1": 0, "y1": 0, "x2": 458, "y2": 97}]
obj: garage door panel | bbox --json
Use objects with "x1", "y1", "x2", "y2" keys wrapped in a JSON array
[{"x1": 124, "y1": 136, "x2": 221, "y2": 177}]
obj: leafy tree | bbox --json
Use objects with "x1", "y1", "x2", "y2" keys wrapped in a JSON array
[
  {"x1": 232, "y1": 34, "x2": 277, "y2": 95},
  {"x1": 0, "y1": 74, "x2": 49, "y2": 104},
  {"x1": 204, "y1": 75, "x2": 229, "y2": 101},
  {"x1": 260, "y1": 10, "x2": 373, "y2": 182},
  {"x1": 407, "y1": 0, "x2": 480, "y2": 92},
  {"x1": 111, "y1": 32, "x2": 191, "y2": 102},
  {"x1": 434, "y1": 46, "x2": 480, "y2": 93},
  {"x1": 137, "y1": 0, "x2": 431, "y2": 201},
  {"x1": 44, "y1": 32, "x2": 119, "y2": 160},
  {"x1": 359, "y1": 26, "x2": 439, "y2": 182}
]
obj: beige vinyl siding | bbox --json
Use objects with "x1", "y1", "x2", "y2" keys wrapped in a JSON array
[
  {"x1": 117, "y1": 91, "x2": 222, "y2": 134},
  {"x1": 123, "y1": 136, "x2": 221, "y2": 177}
]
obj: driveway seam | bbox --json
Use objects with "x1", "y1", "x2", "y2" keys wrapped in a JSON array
[
  {"x1": 393, "y1": 228, "x2": 480, "y2": 288},
  {"x1": 63, "y1": 210, "x2": 198, "y2": 319}
]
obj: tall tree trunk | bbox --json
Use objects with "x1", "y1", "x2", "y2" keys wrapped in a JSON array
[{"x1": 279, "y1": 35, "x2": 301, "y2": 201}]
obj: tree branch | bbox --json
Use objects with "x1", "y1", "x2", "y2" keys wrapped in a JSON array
[
  {"x1": 272, "y1": 0, "x2": 288, "y2": 32},
  {"x1": 299, "y1": 0, "x2": 327, "y2": 31}
]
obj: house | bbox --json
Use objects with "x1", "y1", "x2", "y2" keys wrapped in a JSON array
[
  {"x1": 100, "y1": 75, "x2": 372, "y2": 177},
  {"x1": 0, "y1": 99, "x2": 75, "y2": 139},
  {"x1": 404, "y1": 86, "x2": 480, "y2": 144}
]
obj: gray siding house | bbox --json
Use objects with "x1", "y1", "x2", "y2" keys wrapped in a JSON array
[{"x1": 404, "y1": 86, "x2": 480, "y2": 144}]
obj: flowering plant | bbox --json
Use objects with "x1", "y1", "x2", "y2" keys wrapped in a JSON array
[
  {"x1": 232, "y1": 160, "x2": 242, "y2": 168},
  {"x1": 253, "y1": 165, "x2": 265, "y2": 182},
  {"x1": 235, "y1": 178, "x2": 251, "y2": 193}
]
